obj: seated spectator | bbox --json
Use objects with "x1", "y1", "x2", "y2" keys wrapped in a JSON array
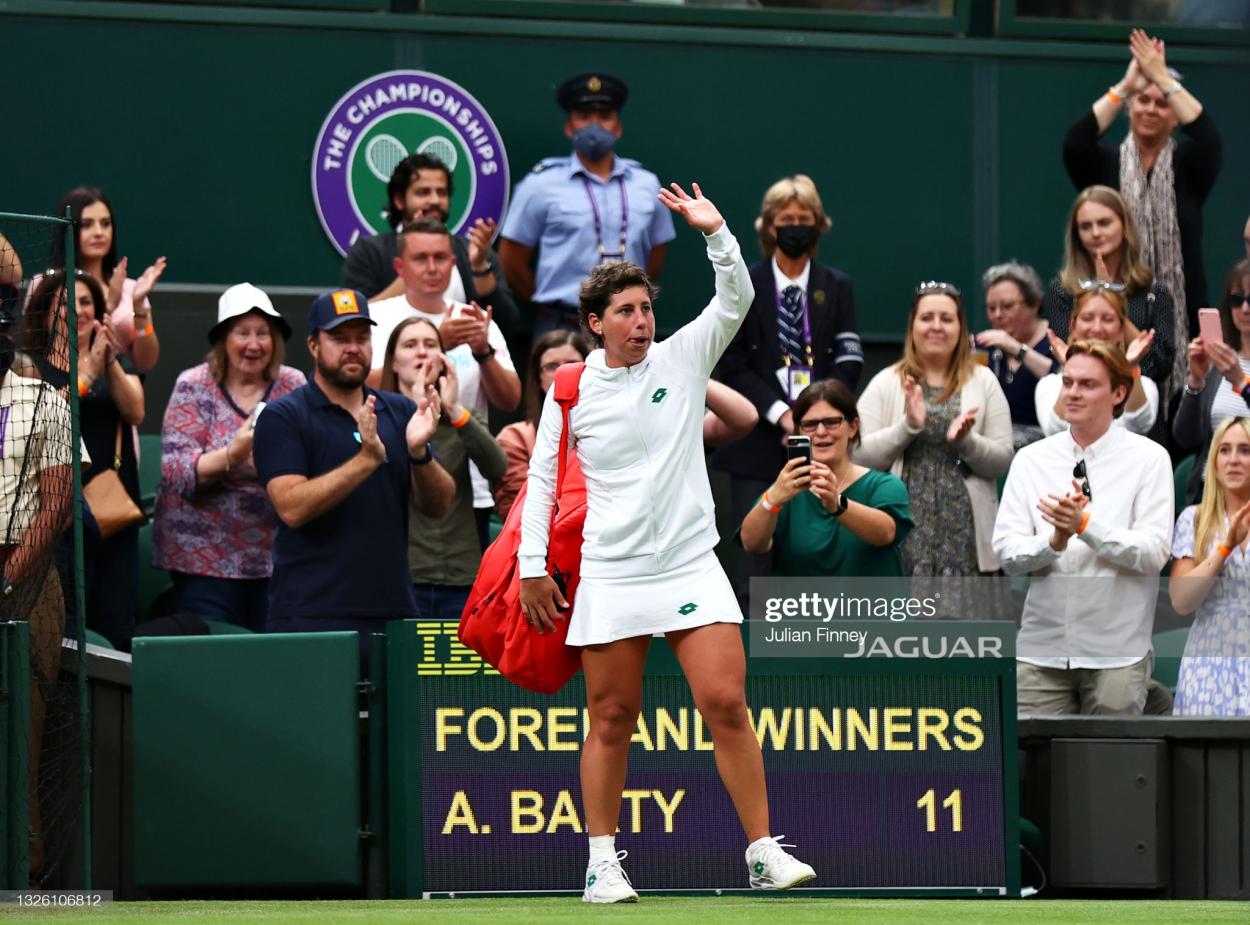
[
  {"x1": 858, "y1": 282, "x2": 1012, "y2": 579},
  {"x1": 1174, "y1": 258, "x2": 1250, "y2": 504},
  {"x1": 1035, "y1": 285, "x2": 1158, "y2": 437},
  {"x1": 994, "y1": 340, "x2": 1173, "y2": 715},
  {"x1": 711, "y1": 174, "x2": 862, "y2": 603},
  {"x1": 368, "y1": 219, "x2": 521, "y2": 548},
  {"x1": 152, "y1": 284, "x2": 305, "y2": 631},
  {"x1": 974, "y1": 261, "x2": 1055, "y2": 449},
  {"x1": 381, "y1": 317, "x2": 506, "y2": 619},
  {"x1": 1168, "y1": 416, "x2": 1250, "y2": 716},
  {"x1": 49, "y1": 186, "x2": 165, "y2": 373},
  {"x1": 1041, "y1": 185, "x2": 1175, "y2": 389},
  {"x1": 340, "y1": 153, "x2": 518, "y2": 336},
  {"x1": 739, "y1": 380, "x2": 911, "y2": 577},
  {"x1": 494, "y1": 329, "x2": 590, "y2": 521}
]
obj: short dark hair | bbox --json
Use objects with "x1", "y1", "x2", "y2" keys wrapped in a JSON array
[
  {"x1": 385, "y1": 154, "x2": 453, "y2": 229},
  {"x1": 577, "y1": 261, "x2": 657, "y2": 348},
  {"x1": 524, "y1": 329, "x2": 591, "y2": 425},
  {"x1": 50, "y1": 186, "x2": 118, "y2": 278},
  {"x1": 397, "y1": 219, "x2": 452, "y2": 258},
  {"x1": 791, "y1": 379, "x2": 861, "y2": 449}
]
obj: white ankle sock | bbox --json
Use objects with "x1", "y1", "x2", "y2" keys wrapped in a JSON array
[
  {"x1": 747, "y1": 836, "x2": 775, "y2": 855},
  {"x1": 588, "y1": 835, "x2": 616, "y2": 864}
]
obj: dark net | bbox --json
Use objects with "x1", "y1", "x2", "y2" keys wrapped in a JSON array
[{"x1": 0, "y1": 217, "x2": 84, "y2": 887}]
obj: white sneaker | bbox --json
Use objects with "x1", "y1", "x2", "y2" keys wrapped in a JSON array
[
  {"x1": 583, "y1": 849, "x2": 639, "y2": 903},
  {"x1": 746, "y1": 836, "x2": 816, "y2": 890}
]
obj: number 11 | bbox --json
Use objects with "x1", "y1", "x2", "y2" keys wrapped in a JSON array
[{"x1": 916, "y1": 788, "x2": 963, "y2": 832}]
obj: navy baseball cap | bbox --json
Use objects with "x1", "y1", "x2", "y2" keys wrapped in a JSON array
[{"x1": 307, "y1": 289, "x2": 376, "y2": 336}]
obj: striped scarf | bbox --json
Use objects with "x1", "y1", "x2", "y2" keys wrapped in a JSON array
[{"x1": 1120, "y1": 134, "x2": 1187, "y2": 402}]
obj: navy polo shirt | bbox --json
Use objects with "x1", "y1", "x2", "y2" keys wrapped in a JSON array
[{"x1": 253, "y1": 380, "x2": 420, "y2": 623}]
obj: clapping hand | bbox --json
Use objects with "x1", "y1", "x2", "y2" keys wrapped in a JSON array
[
  {"x1": 355, "y1": 396, "x2": 388, "y2": 463},
  {"x1": 1125, "y1": 328, "x2": 1155, "y2": 368},
  {"x1": 946, "y1": 406, "x2": 979, "y2": 444},
  {"x1": 904, "y1": 375, "x2": 926, "y2": 430},
  {"x1": 440, "y1": 302, "x2": 490, "y2": 354},
  {"x1": 1129, "y1": 28, "x2": 1170, "y2": 89},
  {"x1": 436, "y1": 353, "x2": 465, "y2": 422},
  {"x1": 1039, "y1": 481, "x2": 1089, "y2": 551},
  {"x1": 132, "y1": 256, "x2": 167, "y2": 308},
  {"x1": 406, "y1": 383, "x2": 441, "y2": 455},
  {"x1": 466, "y1": 218, "x2": 497, "y2": 273},
  {"x1": 1224, "y1": 500, "x2": 1250, "y2": 551},
  {"x1": 106, "y1": 258, "x2": 128, "y2": 313},
  {"x1": 657, "y1": 182, "x2": 724, "y2": 235},
  {"x1": 1093, "y1": 251, "x2": 1113, "y2": 282},
  {"x1": 1047, "y1": 329, "x2": 1069, "y2": 366},
  {"x1": 1116, "y1": 54, "x2": 1150, "y2": 99}
]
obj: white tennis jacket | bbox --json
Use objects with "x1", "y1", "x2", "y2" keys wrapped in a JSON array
[{"x1": 519, "y1": 224, "x2": 753, "y2": 580}]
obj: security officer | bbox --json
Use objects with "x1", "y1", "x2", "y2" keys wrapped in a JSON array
[{"x1": 499, "y1": 73, "x2": 675, "y2": 341}]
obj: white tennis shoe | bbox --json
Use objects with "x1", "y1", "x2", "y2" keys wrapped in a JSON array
[
  {"x1": 746, "y1": 836, "x2": 816, "y2": 890},
  {"x1": 583, "y1": 849, "x2": 639, "y2": 903}
]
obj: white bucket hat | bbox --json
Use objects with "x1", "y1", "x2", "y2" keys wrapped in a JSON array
[{"x1": 210, "y1": 282, "x2": 292, "y2": 343}]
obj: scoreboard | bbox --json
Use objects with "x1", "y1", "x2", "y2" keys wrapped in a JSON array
[{"x1": 385, "y1": 621, "x2": 1019, "y2": 897}]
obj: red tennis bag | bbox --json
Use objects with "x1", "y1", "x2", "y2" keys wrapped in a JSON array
[{"x1": 458, "y1": 363, "x2": 586, "y2": 694}]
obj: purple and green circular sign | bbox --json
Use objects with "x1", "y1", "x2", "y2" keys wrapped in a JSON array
[{"x1": 311, "y1": 70, "x2": 510, "y2": 256}]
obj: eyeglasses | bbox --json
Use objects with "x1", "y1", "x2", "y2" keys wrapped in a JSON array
[
  {"x1": 1073, "y1": 459, "x2": 1092, "y2": 503},
  {"x1": 1229, "y1": 292, "x2": 1248, "y2": 309},
  {"x1": 798, "y1": 416, "x2": 845, "y2": 434},
  {"x1": 916, "y1": 281, "x2": 961, "y2": 298},
  {"x1": 986, "y1": 299, "x2": 1022, "y2": 314},
  {"x1": 1077, "y1": 279, "x2": 1127, "y2": 294}
]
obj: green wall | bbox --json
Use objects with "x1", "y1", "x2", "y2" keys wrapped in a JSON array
[{"x1": 3, "y1": 3, "x2": 1247, "y2": 346}]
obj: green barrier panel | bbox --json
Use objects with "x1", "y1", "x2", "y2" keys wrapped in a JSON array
[
  {"x1": 1, "y1": 622, "x2": 31, "y2": 888},
  {"x1": 132, "y1": 632, "x2": 362, "y2": 887}
]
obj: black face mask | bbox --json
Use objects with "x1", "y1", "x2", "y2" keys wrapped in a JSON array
[{"x1": 774, "y1": 224, "x2": 820, "y2": 259}]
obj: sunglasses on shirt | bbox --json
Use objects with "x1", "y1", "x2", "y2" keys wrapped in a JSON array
[{"x1": 1073, "y1": 459, "x2": 1092, "y2": 503}]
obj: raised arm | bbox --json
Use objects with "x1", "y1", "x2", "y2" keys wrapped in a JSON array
[
  {"x1": 703, "y1": 379, "x2": 758, "y2": 448},
  {"x1": 657, "y1": 183, "x2": 754, "y2": 375}
]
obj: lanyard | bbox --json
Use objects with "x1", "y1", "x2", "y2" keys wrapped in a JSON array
[
  {"x1": 581, "y1": 175, "x2": 628, "y2": 260},
  {"x1": 776, "y1": 284, "x2": 814, "y2": 368}
]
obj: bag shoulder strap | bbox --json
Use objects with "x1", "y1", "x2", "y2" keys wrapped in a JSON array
[{"x1": 551, "y1": 362, "x2": 585, "y2": 500}]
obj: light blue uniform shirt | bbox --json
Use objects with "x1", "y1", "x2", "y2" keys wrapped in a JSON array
[{"x1": 500, "y1": 152, "x2": 676, "y2": 306}]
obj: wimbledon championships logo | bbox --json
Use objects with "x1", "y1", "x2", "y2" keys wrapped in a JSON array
[{"x1": 311, "y1": 70, "x2": 509, "y2": 256}]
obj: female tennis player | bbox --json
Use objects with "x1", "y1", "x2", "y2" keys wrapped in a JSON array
[{"x1": 519, "y1": 183, "x2": 816, "y2": 903}]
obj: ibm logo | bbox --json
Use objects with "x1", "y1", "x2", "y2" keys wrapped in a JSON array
[{"x1": 416, "y1": 622, "x2": 500, "y2": 677}]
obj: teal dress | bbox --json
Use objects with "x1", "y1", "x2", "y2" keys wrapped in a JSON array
[{"x1": 764, "y1": 469, "x2": 913, "y2": 577}]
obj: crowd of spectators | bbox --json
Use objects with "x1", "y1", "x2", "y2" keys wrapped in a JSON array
[{"x1": 5, "y1": 31, "x2": 1249, "y2": 720}]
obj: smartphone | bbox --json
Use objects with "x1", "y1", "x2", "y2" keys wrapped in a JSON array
[
  {"x1": 786, "y1": 435, "x2": 812, "y2": 464},
  {"x1": 1198, "y1": 308, "x2": 1223, "y2": 346},
  {"x1": 248, "y1": 401, "x2": 266, "y2": 427}
]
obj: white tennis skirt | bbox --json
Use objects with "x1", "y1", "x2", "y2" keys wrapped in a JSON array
[{"x1": 567, "y1": 549, "x2": 743, "y2": 646}]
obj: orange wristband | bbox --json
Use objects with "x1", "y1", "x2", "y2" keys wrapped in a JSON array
[
  {"x1": 450, "y1": 407, "x2": 472, "y2": 429},
  {"x1": 1131, "y1": 368, "x2": 1142, "y2": 378},
  {"x1": 77, "y1": 378, "x2": 91, "y2": 397},
  {"x1": 760, "y1": 493, "x2": 781, "y2": 514},
  {"x1": 135, "y1": 322, "x2": 155, "y2": 338},
  {"x1": 1216, "y1": 543, "x2": 1233, "y2": 559},
  {"x1": 1106, "y1": 87, "x2": 1123, "y2": 105},
  {"x1": 1077, "y1": 511, "x2": 1091, "y2": 535}
]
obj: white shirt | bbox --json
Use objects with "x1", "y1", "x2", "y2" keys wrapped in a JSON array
[
  {"x1": 0, "y1": 373, "x2": 72, "y2": 544},
  {"x1": 766, "y1": 256, "x2": 813, "y2": 426},
  {"x1": 992, "y1": 425, "x2": 1173, "y2": 669},
  {"x1": 1034, "y1": 372, "x2": 1158, "y2": 437},
  {"x1": 368, "y1": 294, "x2": 516, "y2": 507}
]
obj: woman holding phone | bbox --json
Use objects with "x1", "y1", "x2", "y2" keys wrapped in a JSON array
[
  {"x1": 1174, "y1": 258, "x2": 1250, "y2": 503},
  {"x1": 519, "y1": 184, "x2": 815, "y2": 902},
  {"x1": 739, "y1": 379, "x2": 912, "y2": 577},
  {"x1": 152, "y1": 284, "x2": 304, "y2": 630}
]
